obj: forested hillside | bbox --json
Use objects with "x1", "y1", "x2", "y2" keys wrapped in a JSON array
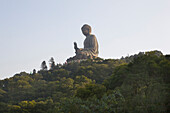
[{"x1": 0, "y1": 51, "x2": 169, "y2": 113}]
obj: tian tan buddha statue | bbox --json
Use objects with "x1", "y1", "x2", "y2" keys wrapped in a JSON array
[{"x1": 67, "y1": 24, "x2": 99, "y2": 62}]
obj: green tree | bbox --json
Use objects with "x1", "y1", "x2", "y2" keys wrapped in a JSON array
[
  {"x1": 41, "y1": 61, "x2": 47, "y2": 70},
  {"x1": 76, "y1": 83, "x2": 106, "y2": 99},
  {"x1": 49, "y1": 57, "x2": 55, "y2": 70},
  {"x1": 33, "y1": 69, "x2": 36, "y2": 74}
]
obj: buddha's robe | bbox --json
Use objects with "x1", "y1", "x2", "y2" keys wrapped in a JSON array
[{"x1": 80, "y1": 34, "x2": 99, "y2": 57}]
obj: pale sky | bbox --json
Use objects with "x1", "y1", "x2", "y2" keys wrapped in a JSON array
[{"x1": 0, "y1": 0, "x2": 170, "y2": 79}]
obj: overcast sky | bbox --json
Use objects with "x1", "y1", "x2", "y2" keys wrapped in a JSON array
[{"x1": 0, "y1": 0, "x2": 170, "y2": 79}]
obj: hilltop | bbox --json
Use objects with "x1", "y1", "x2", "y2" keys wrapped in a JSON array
[{"x1": 0, "y1": 50, "x2": 169, "y2": 113}]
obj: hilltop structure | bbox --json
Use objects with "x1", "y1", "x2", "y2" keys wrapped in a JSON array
[{"x1": 67, "y1": 24, "x2": 99, "y2": 63}]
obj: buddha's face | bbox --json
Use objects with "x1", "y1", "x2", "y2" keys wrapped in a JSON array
[{"x1": 82, "y1": 28, "x2": 90, "y2": 36}]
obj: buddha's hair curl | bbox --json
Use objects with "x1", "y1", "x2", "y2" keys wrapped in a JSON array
[{"x1": 81, "y1": 24, "x2": 91, "y2": 33}]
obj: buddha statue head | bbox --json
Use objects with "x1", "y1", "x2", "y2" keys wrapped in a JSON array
[{"x1": 81, "y1": 24, "x2": 91, "y2": 36}]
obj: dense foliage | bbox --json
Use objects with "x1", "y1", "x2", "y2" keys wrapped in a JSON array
[{"x1": 0, "y1": 51, "x2": 169, "y2": 113}]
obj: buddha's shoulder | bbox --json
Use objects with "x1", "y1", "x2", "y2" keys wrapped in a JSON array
[{"x1": 90, "y1": 34, "x2": 96, "y2": 38}]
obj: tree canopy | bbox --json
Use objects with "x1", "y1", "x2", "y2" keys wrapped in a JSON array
[{"x1": 0, "y1": 50, "x2": 169, "y2": 113}]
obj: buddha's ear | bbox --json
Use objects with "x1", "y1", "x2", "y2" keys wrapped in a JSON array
[
  {"x1": 88, "y1": 29, "x2": 90, "y2": 33},
  {"x1": 88, "y1": 29, "x2": 91, "y2": 34}
]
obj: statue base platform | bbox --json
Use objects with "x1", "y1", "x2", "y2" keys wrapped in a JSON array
[
  {"x1": 66, "y1": 55, "x2": 103, "y2": 64},
  {"x1": 66, "y1": 54, "x2": 98, "y2": 63},
  {"x1": 66, "y1": 59, "x2": 87, "y2": 63}
]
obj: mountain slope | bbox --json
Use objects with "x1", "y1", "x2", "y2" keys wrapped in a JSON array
[{"x1": 0, "y1": 50, "x2": 169, "y2": 113}]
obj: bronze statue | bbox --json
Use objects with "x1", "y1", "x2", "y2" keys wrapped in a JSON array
[{"x1": 67, "y1": 24, "x2": 99, "y2": 62}]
